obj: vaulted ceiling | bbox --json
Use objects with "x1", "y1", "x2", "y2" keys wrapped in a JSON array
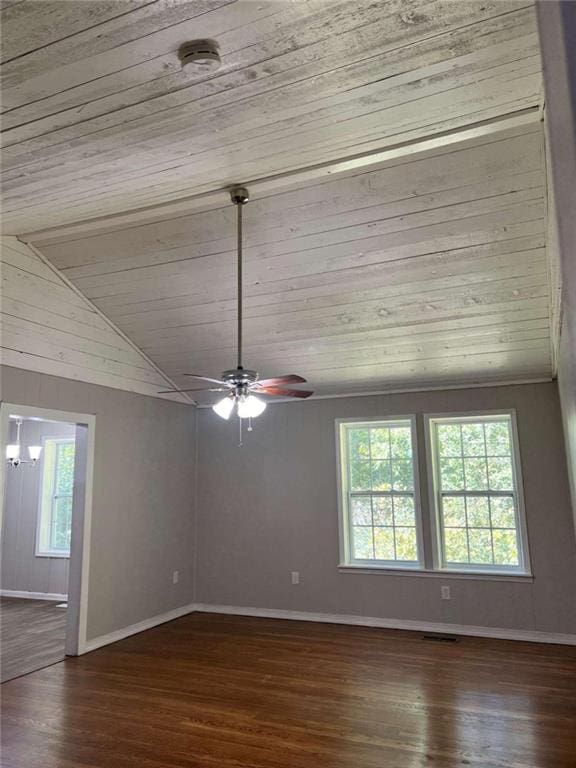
[
  {"x1": 0, "y1": 0, "x2": 554, "y2": 399},
  {"x1": 2, "y1": 0, "x2": 541, "y2": 235}
]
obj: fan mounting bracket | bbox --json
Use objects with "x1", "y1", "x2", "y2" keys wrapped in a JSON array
[{"x1": 230, "y1": 186, "x2": 249, "y2": 205}]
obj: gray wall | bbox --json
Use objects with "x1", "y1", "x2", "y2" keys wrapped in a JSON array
[
  {"x1": 196, "y1": 382, "x2": 576, "y2": 635},
  {"x1": 538, "y1": 1, "x2": 576, "y2": 517},
  {"x1": 0, "y1": 365, "x2": 197, "y2": 641},
  {"x1": 1, "y1": 419, "x2": 75, "y2": 596}
]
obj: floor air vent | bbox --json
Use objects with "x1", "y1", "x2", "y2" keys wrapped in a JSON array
[{"x1": 422, "y1": 634, "x2": 460, "y2": 643}]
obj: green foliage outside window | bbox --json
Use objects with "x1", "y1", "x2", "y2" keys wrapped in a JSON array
[
  {"x1": 436, "y1": 419, "x2": 520, "y2": 568},
  {"x1": 346, "y1": 423, "x2": 418, "y2": 563},
  {"x1": 38, "y1": 439, "x2": 75, "y2": 555}
]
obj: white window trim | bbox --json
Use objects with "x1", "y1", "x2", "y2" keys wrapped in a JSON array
[
  {"x1": 35, "y1": 436, "x2": 75, "y2": 559},
  {"x1": 336, "y1": 415, "x2": 425, "y2": 570},
  {"x1": 423, "y1": 409, "x2": 532, "y2": 577},
  {"x1": 337, "y1": 565, "x2": 533, "y2": 582}
]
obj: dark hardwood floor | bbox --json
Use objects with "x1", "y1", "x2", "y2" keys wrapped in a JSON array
[
  {"x1": 0, "y1": 597, "x2": 67, "y2": 683},
  {"x1": 2, "y1": 612, "x2": 576, "y2": 767}
]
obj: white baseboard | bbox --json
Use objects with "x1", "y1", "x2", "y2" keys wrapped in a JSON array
[
  {"x1": 78, "y1": 601, "x2": 576, "y2": 655},
  {"x1": 194, "y1": 603, "x2": 576, "y2": 646},
  {"x1": 82, "y1": 602, "x2": 196, "y2": 654},
  {"x1": 1, "y1": 589, "x2": 67, "y2": 601}
]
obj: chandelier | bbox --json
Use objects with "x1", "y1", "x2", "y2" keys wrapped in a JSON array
[{"x1": 5, "y1": 419, "x2": 42, "y2": 468}]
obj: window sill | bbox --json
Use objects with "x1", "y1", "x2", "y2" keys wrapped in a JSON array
[
  {"x1": 35, "y1": 551, "x2": 70, "y2": 559},
  {"x1": 338, "y1": 564, "x2": 533, "y2": 582}
]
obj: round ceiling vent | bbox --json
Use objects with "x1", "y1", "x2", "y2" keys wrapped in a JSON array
[{"x1": 179, "y1": 40, "x2": 221, "y2": 74}]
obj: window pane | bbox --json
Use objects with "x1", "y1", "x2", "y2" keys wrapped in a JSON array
[
  {"x1": 485, "y1": 421, "x2": 511, "y2": 456},
  {"x1": 391, "y1": 460, "x2": 413, "y2": 491},
  {"x1": 468, "y1": 529, "x2": 493, "y2": 564},
  {"x1": 492, "y1": 529, "x2": 519, "y2": 565},
  {"x1": 371, "y1": 460, "x2": 392, "y2": 491},
  {"x1": 466, "y1": 496, "x2": 490, "y2": 527},
  {"x1": 352, "y1": 527, "x2": 373, "y2": 559},
  {"x1": 351, "y1": 460, "x2": 371, "y2": 491},
  {"x1": 487, "y1": 457, "x2": 513, "y2": 491},
  {"x1": 350, "y1": 429, "x2": 370, "y2": 460},
  {"x1": 351, "y1": 497, "x2": 372, "y2": 525},
  {"x1": 437, "y1": 424, "x2": 462, "y2": 457},
  {"x1": 374, "y1": 527, "x2": 395, "y2": 559},
  {"x1": 56, "y1": 442, "x2": 75, "y2": 495},
  {"x1": 370, "y1": 429, "x2": 390, "y2": 459},
  {"x1": 461, "y1": 423, "x2": 485, "y2": 456},
  {"x1": 444, "y1": 529, "x2": 469, "y2": 563},
  {"x1": 37, "y1": 439, "x2": 75, "y2": 556},
  {"x1": 394, "y1": 527, "x2": 418, "y2": 561},
  {"x1": 490, "y1": 497, "x2": 516, "y2": 528},
  {"x1": 372, "y1": 497, "x2": 393, "y2": 526},
  {"x1": 389, "y1": 427, "x2": 412, "y2": 458},
  {"x1": 442, "y1": 496, "x2": 466, "y2": 527},
  {"x1": 343, "y1": 420, "x2": 418, "y2": 566},
  {"x1": 51, "y1": 496, "x2": 72, "y2": 551},
  {"x1": 432, "y1": 415, "x2": 525, "y2": 572},
  {"x1": 393, "y1": 496, "x2": 415, "y2": 526},
  {"x1": 464, "y1": 458, "x2": 488, "y2": 490},
  {"x1": 440, "y1": 458, "x2": 464, "y2": 491}
]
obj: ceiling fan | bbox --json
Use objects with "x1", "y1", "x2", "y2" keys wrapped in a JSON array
[{"x1": 159, "y1": 186, "x2": 313, "y2": 428}]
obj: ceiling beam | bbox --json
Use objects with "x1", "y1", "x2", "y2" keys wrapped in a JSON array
[{"x1": 20, "y1": 108, "x2": 541, "y2": 246}]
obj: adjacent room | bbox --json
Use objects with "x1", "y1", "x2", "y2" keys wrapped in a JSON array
[
  {"x1": 0, "y1": 1, "x2": 575, "y2": 766},
  {"x1": 1, "y1": 414, "x2": 77, "y2": 682}
]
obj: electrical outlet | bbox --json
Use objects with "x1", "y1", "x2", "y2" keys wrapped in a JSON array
[
  {"x1": 441, "y1": 585, "x2": 451, "y2": 600},
  {"x1": 291, "y1": 571, "x2": 300, "y2": 585},
  {"x1": 172, "y1": 570, "x2": 179, "y2": 585}
]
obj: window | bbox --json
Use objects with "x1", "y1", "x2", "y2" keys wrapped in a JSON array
[
  {"x1": 427, "y1": 413, "x2": 529, "y2": 574},
  {"x1": 36, "y1": 438, "x2": 76, "y2": 557},
  {"x1": 337, "y1": 418, "x2": 422, "y2": 567}
]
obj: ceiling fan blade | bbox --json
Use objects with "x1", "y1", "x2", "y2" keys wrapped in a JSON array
[
  {"x1": 256, "y1": 387, "x2": 314, "y2": 398},
  {"x1": 182, "y1": 374, "x2": 227, "y2": 385},
  {"x1": 157, "y1": 387, "x2": 228, "y2": 394},
  {"x1": 254, "y1": 374, "x2": 307, "y2": 387}
]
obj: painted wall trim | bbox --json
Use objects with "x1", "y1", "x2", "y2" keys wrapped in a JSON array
[
  {"x1": 0, "y1": 590, "x2": 67, "y2": 601},
  {"x1": 196, "y1": 378, "x2": 554, "y2": 407},
  {"x1": 194, "y1": 604, "x2": 576, "y2": 647},
  {"x1": 0, "y1": 402, "x2": 95, "y2": 658},
  {"x1": 82, "y1": 602, "x2": 196, "y2": 654}
]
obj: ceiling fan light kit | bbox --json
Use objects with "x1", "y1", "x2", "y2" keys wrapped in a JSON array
[{"x1": 159, "y1": 185, "x2": 313, "y2": 443}]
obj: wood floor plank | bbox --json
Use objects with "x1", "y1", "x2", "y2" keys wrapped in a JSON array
[
  {"x1": 2, "y1": 613, "x2": 576, "y2": 767},
  {"x1": 0, "y1": 597, "x2": 67, "y2": 683}
]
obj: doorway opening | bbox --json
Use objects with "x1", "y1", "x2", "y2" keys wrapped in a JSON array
[{"x1": 0, "y1": 404, "x2": 95, "y2": 682}]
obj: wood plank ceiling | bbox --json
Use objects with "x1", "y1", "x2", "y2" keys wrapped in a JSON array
[
  {"x1": 1, "y1": 0, "x2": 551, "y2": 398},
  {"x1": 35, "y1": 121, "x2": 550, "y2": 397},
  {"x1": 1, "y1": 0, "x2": 541, "y2": 234}
]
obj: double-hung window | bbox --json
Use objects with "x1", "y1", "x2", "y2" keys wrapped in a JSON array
[
  {"x1": 337, "y1": 418, "x2": 422, "y2": 568},
  {"x1": 427, "y1": 413, "x2": 529, "y2": 574},
  {"x1": 36, "y1": 438, "x2": 76, "y2": 557},
  {"x1": 337, "y1": 411, "x2": 530, "y2": 577}
]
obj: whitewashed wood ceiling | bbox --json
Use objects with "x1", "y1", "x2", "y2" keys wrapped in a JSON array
[
  {"x1": 33, "y1": 121, "x2": 551, "y2": 397},
  {"x1": 1, "y1": 0, "x2": 551, "y2": 398},
  {"x1": 1, "y1": 0, "x2": 542, "y2": 234}
]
